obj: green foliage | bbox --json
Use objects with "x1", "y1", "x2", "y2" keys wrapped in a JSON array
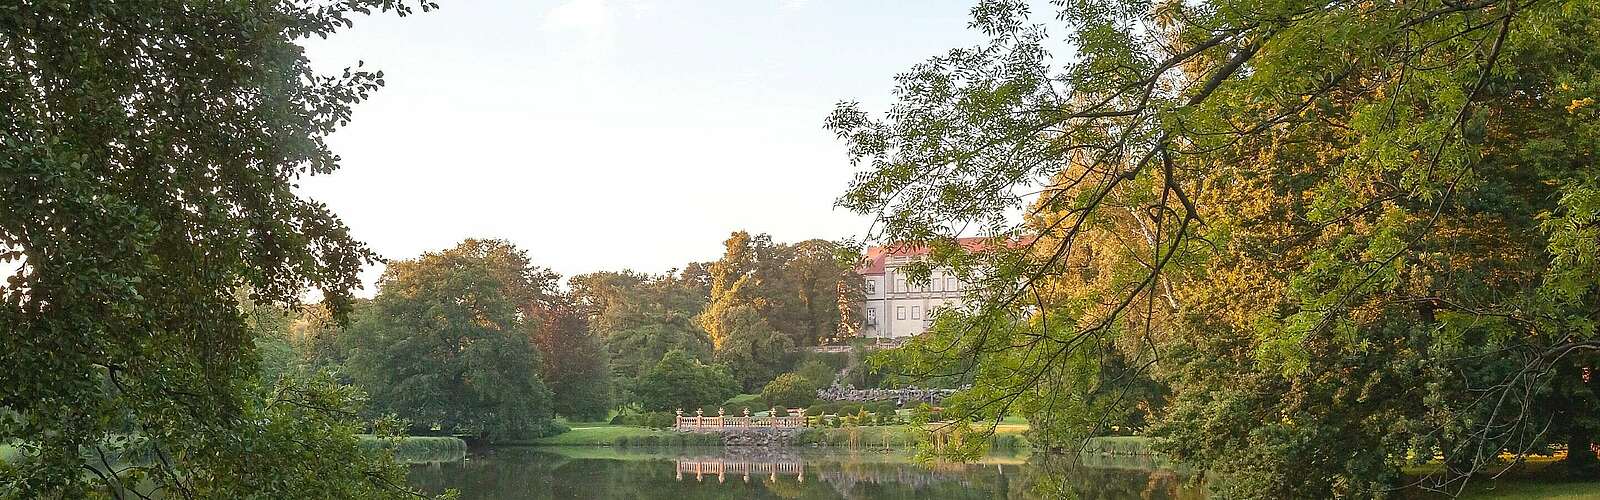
[
  {"x1": 345, "y1": 239, "x2": 558, "y2": 441},
  {"x1": 760, "y1": 373, "x2": 819, "y2": 409},
  {"x1": 633, "y1": 350, "x2": 739, "y2": 412},
  {"x1": 530, "y1": 297, "x2": 612, "y2": 421},
  {"x1": 608, "y1": 411, "x2": 677, "y2": 429},
  {"x1": 571, "y1": 270, "x2": 713, "y2": 382},
  {"x1": 0, "y1": 0, "x2": 443, "y2": 496},
  {"x1": 698, "y1": 232, "x2": 866, "y2": 391},
  {"x1": 720, "y1": 393, "x2": 764, "y2": 415},
  {"x1": 705, "y1": 303, "x2": 794, "y2": 391},
  {"x1": 792, "y1": 359, "x2": 839, "y2": 388},
  {"x1": 832, "y1": 0, "x2": 1600, "y2": 496},
  {"x1": 804, "y1": 401, "x2": 898, "y2": 419}
]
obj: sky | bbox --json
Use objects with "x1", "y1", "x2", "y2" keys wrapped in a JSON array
[{"x1": 296, "y1": 0, "x2": 988, "y2": 294}]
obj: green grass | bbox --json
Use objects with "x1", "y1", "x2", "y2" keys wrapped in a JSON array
[
  {"x1": 525, "y1": 425, "x2": 719, "y2": 446},
  {"x1": 357, "y1": 435, "x2": 466, "y2": 464},
  {"x1": 1402, "y1": 455, "x2": 1600, "y2": 499},
  {"x1": 531, "y1": 425, "x2": 667, "y2": 445},
  {"x1": 1450, "y1": 481, "x2": 1600, "y2": 500},
  {"x1": 1080, "y1": 436, "x2": 1158, "y2": 456},
  {"x1": 796, "y1": 426, "x2": 920, "y2": 448}
]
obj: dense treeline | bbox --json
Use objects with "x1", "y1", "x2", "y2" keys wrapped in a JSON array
[
  {"x1": 839, "y1": 0, "x2": 1600, "y2": 498},
  {"x1": 252, "y1": 232, "x2": 863, "y2": 441}
]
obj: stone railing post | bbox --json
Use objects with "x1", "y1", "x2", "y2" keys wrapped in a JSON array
[{"x1": 675, "y1": 408, "x2": 683, "y2": 429}]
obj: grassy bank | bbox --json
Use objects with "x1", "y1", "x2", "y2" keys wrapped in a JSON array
[
  {"x1": 526, "y1": 425, "x2": 720, "y2": 446},
  {"x1": 357, "y1": 435, "x2": 466, "y2": 464},
  {"x1": 1400, "y1": 455, "x2": 1600, "y2": 499},
  {"x1": 794, "y1": 425, "x2": 1030, "y2": 450}
]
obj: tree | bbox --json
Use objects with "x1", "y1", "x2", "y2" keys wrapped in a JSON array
[
  {"x1": 834, "y1": 0, "x2": 1600, "y2": 496},
  {"x1": 0, "y1": 1, "x2": 436, "y2": 496},
  {"x1": 634, "y1": 350, "x2": 738, "y2": 413},
  {"x1": 703, "y1": 302, "x2": 794, "y2": 392},
  {"x1": 761, "y1": 373, "x2": 818, "y2": 409},
  {"x1": 530, "y1": 297, "x2": 612, "y2": 421},
  {"x1": 765, "y1": 239, "x2": 865, "y2": 346},
  {"x1": 570, "y1": 269, "x2": 713, "y2": 380},
  {"x1": 346, "y1": 239, "x2": 557, "y2": 441}
]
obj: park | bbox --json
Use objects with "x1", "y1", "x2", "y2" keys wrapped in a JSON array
[{"x1": 4, "y1": 0, "x2": 1600, "y2": 499}]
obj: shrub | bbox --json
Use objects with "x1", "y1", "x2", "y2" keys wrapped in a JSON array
[
  {"x1": 609, "y1": 411, "x2": 677, "y2": 429},
  {"x1": 635, "y1": 350, "x2": 739, "y2": 412},
  {"x1": 761, "y1": 373, "x2": 818, "y2": 408},
  {"x1": 722, "y1": 393, "x2": 763, "y2": 416},
  {"x1": 805, "y1": 401, "x2": 897, "y2": 419},
  {"x1": 793, "y1": 359, "x2": 839, "y2": 388}
]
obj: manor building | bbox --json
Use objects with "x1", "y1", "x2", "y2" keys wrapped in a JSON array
[{"x1": 857, "y1": 238, "x2": 988, "y2": 338}]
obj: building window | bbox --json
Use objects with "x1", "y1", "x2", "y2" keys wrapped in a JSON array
[
  {"x1": 896, "y1": 306, "x2": 906, "y2": 320},
  {"x1": 866, "y1": 308, "x2": 877, "y2": 325},
  {"x1": 896, "y1": 277, "x2": 907, "y2": 293},
  {"x1": 947, "y1": 277, "x2": 958, "y2": 290},
  {"x1": 864, "y1": 279, "x2": 875, "y2": 294},
  {"x1": 931, "y1": 275, "x2": 941, "y2": 292},
  {"x1": 911, "y1": 306, "x2": 921, "y2": 320}
]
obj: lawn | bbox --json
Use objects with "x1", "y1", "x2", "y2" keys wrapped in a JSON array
[
  {"x1": 1451, "y1": 482, "x2": 1600, "y2": 500},
  {"x1": 528, "y1": 425, "x2": 673, "y2": 446},
  {"x1": 1402, "y1": 455, "x2": 1600, "y2": 499}
]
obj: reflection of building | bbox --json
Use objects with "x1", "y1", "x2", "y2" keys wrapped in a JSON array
[
  {"x1": 858, "y1": 238, "x2": 987, "y2": 338},
  {"x1": 675, "y1": 457, "x2": 803, "y2": 483}
]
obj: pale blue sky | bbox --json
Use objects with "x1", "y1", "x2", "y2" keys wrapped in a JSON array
[{"x1": 298, "y1": 0, "x2": 986, "y2": 292}]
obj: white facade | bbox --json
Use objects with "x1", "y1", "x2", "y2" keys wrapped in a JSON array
[{"x1": 860, "y1": 255, "x2": 967, "y2": 339}]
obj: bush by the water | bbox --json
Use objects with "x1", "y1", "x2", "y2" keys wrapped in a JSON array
[{"x1": 609, "y1": 411, "x2": 676, "y2": 429}]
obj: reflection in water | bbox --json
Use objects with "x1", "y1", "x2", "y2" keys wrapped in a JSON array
[
  {"x1": 675, "y1": 456, "x2": 805, "y2": 484},
  {"x1": 407, "y1": 447, "x2": 1205, "y2": 499}
]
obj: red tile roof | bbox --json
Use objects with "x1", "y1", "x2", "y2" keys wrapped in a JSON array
[{"x1": 857, "y1": 237, "x2": 1001, "y2": 275}]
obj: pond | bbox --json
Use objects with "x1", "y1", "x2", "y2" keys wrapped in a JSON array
[{"x1": 407, "y1": 447, "x2": 1204, "y2": 499}]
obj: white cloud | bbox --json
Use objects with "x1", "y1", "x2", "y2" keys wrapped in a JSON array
[{"x1": 779, "y1": 0, "x2": 809, "y2": 13}]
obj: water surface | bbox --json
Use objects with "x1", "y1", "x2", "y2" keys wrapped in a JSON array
[{"x1": 408, "y1": 447, "x2": 1201, "y2": 499}]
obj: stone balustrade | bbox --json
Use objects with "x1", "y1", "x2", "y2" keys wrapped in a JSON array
[{"x1": 674, "y1": 407, "x2": 809, "y2": 432}]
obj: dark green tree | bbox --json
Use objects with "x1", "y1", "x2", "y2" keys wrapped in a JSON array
[
  {"x1": 531, "y1": 296, "x2": 612, "y2": 421},
  {"x1": 346, "y1": 239, "x2": 557, "y2": 441},
  {"x1": 0, "y1": 0, "x2": 436, "y2": 496},
  {"x1": 761, "y1": 373, "x2": 818, "y2": 409},
  {"x1": 634, "y1": 350, "x2": 738, "y2": 413},
  {"x1": 571, "y1": 270, "x2": 713, "y2": 380}
]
